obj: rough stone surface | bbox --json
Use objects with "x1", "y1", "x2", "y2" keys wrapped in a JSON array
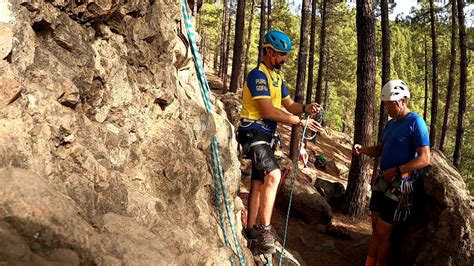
[
  {"x1": 277, "y1": 175, "x2": 333, "y2": 225},
  {"x1": 0, "y1": 22, "x2": 13, "y2": 59},
  {"x1": 0, "y1": 1, "x2": 248, "y2": 264},
  {"x1": 215, "y1": 92, "x2": 242, "y2": 129},
  {"x1": 325, "y1": 159, "x2": 349, "y2": 177},
  {"x1": 391, "y1": 149, "x2": 473, "y2": 266},
  {"x1": 314, "y1": 178, "x2": 346, "y2": 209}
]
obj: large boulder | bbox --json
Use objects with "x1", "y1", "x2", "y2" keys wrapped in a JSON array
[
  {"x1": 214, "y1": 92, "x2": 242, "y2": 129},
  {"x1": 314, "y1": 178, "x2": 346, "y2": 209},
  {"x1": 0, "y1": 1, "x2": 248, "y2": 264},
  {"x1": 277, "y1": 173, "x2": 333, "y2": 225},
  {"x1": 391, "y1": 149, "x2": 473, "y2": 265},
  {"x1": 325, "y1": 159, "x2": 349, "y2": 177}
]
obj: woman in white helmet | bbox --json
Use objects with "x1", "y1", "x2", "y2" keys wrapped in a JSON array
[{"x1": 352, "y1": 80, "x2": 431, "y2": 266}]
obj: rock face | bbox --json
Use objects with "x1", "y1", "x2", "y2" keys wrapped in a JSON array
[
  {"x1": 391, "y1": 150, "x2": 473, "y2": 266},
  {"x1": 0, "y1": 1, "x2": 247, "y2": 264}
]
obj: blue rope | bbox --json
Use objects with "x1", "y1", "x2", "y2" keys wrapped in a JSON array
[
  {"x1": 278, "y1": 115, "x2": 312, "y2": 265},
  {"x1": 209, "y1": 143, "x2": 235, "y2": 266},
  {"x1": 181, "y1": 1, "x2": 245, "y2": 265},
  {"x1": 211, "y1": 137, "x2": 245, "y2": 264},
  {"x1": 180, "y1": 1, "x2": 212, "y2": 113}
]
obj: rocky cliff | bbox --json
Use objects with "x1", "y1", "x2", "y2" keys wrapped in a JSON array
[{"x1": 0, "y1": 0, "x2": 247, "y2": 264}]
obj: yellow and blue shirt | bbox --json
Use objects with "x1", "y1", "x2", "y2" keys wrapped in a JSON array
[{"x1": 240, "y1": 63, "x2": 290, "y2": 135}]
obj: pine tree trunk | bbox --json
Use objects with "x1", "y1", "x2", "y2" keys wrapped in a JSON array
[
  {"x1": 315, "y1": 0, "x2": 328, "y2": 104},
  {"x1": 213, "y1": 44, "x2": 219, "y2": 71},
  {"x1": 372, "y1": 0, "x2": 391, "y2": 181},
  {"x1": 423, "y1": 33, "x2": 428, "y2": 121},
  {"x1": 306, "y1": 0, "x2": 318, "y2": 104},
  {"x1": 453, "y1": 0, "x2": 467, "y2": 169},
  {"x1": 223, "y1": 14, "x2": 233, "y2": 91},
  {"x1": 439, "y1": 0, "x2": 457, "y2": 152},
  {"x1": 289, "y1": 0, "x2": 311, "y2": 162},
  {"x1": 323, "y1": 78, "x2": 329, "y2": 112},
  {"x1": 242, "y1": 0, "x2": 255, "y2": 86},
  {"x1": 257, "y1": 0, "x2": 266, "y2": 64},
  {"x1": 378, "y1": 0, "x2": 390, "y2": 140},
  {"x1": 343, "y1": 0, "x2": 376, "y2": 218},
  {"x1": 323, "y1": 45, "x2": 330, "y2": 112},
  {"x1": 267, "y1": 0, "x2": 272, "y2": 30},
  {"x1": 229, "y1": 0, "x2": 247, "y2": 93},
  {"x1": 219, "y1": 0, "x2": 229, "y2": 79},
  {"x1": 429, "y1": 0, "x2": 439, "y2": 147}
]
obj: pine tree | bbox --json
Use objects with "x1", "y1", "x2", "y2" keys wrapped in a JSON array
[
  {"x1": 453, "y1": 0, "x2": 467, "y2": 168},
  {"x1": 315, "y1": 0, "x2": 328, "y2": 104},
  {"x1": 372, "y1": 0, "x2": 391, "y2": 183},
  {"x1": 257, "y1": 0, "x2": 266, "y2": 64},
  {"x1": 229, "y1": 0, "x2": 247, "y2": 93},
  {"x1": 428, "y1": 0, "x2": 439, "y2": 147},
  {"x1": 242, "y1": 0, "x2": 256, "y2": 86},
  {"x1": 306, "y1": 0, "x2": 318, "y2": 105},
  {"x1": 267, "y1": 0, "x2": 272, "y2": 29},
  {"x1": 219, "y1": 0, "x2": 229, "y2": 79},
  {"x1": 439, "y1": 0, "x2": 457, "y2": 152},
  {"x1": 343, "y1": 0, "x2": 376, "y2": 218},
  {"x1": 289, "y1": 0, "x2": 311, "y2": 162}
]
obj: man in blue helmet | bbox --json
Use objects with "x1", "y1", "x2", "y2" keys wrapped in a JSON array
[{"x1": 237, "y1": 29, "x2": 323, "y2": 254}]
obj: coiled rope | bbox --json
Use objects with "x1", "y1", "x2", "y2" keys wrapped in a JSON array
[{"x1": 180, "y1": 1, "x2": 245, "y2": 265}]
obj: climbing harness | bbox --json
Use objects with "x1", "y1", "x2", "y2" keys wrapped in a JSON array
[
  {"x1": 236, "y1": 119, "x2": 278, "y2": 160},
  {"x1": 180, "y1": 1, "x2": 244, "y2": 265}
]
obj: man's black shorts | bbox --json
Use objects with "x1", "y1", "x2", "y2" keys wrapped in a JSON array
[
  {"x1": 250, "y1": 142, "x2": 279, "y2": 181},
  {"x1": 238, "y1": 129, "x2": 279, "y2": 181},
  {"x1": 369, "y1": 190, "x2": 400, "y2": 225}
]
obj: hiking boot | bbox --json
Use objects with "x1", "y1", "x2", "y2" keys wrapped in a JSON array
[
  {"x1": 255, "y1": 225, "x2": 276, "y2": 254},
  {"x1": 242, "y1": 226, "x2": 258, "y2": 241}
]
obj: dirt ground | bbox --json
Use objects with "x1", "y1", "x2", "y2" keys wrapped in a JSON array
[{"x1": 272, "y1": 209, "x2": 371, "y2": 265}]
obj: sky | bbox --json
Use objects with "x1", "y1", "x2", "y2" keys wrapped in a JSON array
[{"x1": 290, "y1": 0, "x2": 473, "y2": 27}]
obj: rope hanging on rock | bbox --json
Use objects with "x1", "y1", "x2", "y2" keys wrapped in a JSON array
[
  {"x1": 180, "y1": 1, "x2": 245, "y2": 265},
  {"x1": 279, "y1": 114, "x2": 315, "y2": 265}
]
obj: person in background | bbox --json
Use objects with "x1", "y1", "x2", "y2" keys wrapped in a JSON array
[{"x1": 352, "y1": 80, "x2": 430, "y2": 266}]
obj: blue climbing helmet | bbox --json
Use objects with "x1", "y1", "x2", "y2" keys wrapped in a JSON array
[{"x1": 263, "y1": 29, "x2": 292, "y2": 53}]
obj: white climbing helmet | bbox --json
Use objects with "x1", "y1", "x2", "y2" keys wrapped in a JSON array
[{"x1": 381, "y1": 80, "x2": 411, "y2": 101}]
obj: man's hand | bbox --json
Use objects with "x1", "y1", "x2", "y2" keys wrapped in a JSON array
[
  {"x1": 300, "y1": 118, "x2": 324, "y2": 133},
  {"x1": 382, "y1": 167, "x2": 397, "y2": 182},
  {"x1": 305, "y1": 103, "x2": 322, "y2": 115},
  {"x1": 353, "y1": 144, "x2": 364, "y2": 155}
]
